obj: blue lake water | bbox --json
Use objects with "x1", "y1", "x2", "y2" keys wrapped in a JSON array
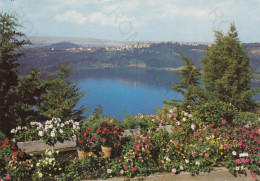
[
  {"x1": 74, "y1": 68, "x2": 182, "y2": 119},
  {"x1": 74, "y1": 68, "x2": 259, "y2": 120}
]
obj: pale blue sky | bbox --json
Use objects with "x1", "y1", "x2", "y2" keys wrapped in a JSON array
[{"x1": 1, "y1": 0, "x2": 260, "y2": 42}]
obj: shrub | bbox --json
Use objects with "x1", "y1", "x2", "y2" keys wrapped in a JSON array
[
  {"x1": 193, "y1": 101, "x2": 238, "y2": 127},
  {"x1": 233, "y1": 112, "x2": 258, "y2": 126}
]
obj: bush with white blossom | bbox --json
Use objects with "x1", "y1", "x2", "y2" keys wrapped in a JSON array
[{"x1": 11, "y1": 118, "x2": 80, "y2": 146}]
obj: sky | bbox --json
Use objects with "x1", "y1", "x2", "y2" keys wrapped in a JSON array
[{"x1": 1, "y1": 0, "x2": 260, "y2": 43}]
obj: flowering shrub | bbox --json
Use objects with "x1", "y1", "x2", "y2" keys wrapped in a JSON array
[
  {"x1": 0, "y1": 138, "x2": 25, "y2": 178},
  {"x1": 96, "y1": 121, "x2": 124, "y2": 147},
  {"x1": 60, "y1": 152, "x2": 105, "y2": 181},
  {"x1": 11, "y1": 118, "x2": 80, "y2": 146},
  {"x1": 6, "y1": 157, "x2": 34, "y2": 180},
  {"x1": 76, "y1": 127, "x2": 97, "y2": 152},
  {"x1": 33, "y1": 149, "x2": 62, "y2": 180}
]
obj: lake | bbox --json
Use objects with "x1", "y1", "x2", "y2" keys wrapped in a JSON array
[
  {"x1": 73, "y1": 68, "x2": 182, "y2": 119},
  {"x1": 73, "y1": 68, "x2": 260, "y2": 120}
]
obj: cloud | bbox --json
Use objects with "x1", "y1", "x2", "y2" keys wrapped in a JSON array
[{"x1": 55, "y1": 10, "x2": 87, "y2": 25}]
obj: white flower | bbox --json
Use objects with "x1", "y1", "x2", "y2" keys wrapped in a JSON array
[
  {"x1": 232, "y1": 151, "x2": 237, "y2": 156},
  {"x1": 17, "y1": 126, "x2": 21, "y2": 130},
  {"x1": 195, "y1": 161, "x2": 200, "y2": 166},
  {"x1": 36, "y1": 162, "x2": 40, "y2": 167},
  {"x1": 65, "y1": 121, "x2": 69, "y2": 125},
  {"x1": 182, "y1": 118, "x2": 186, "y2": 121},
  {"x1": 22, "y1": 126, "x2": 27, "y2": 130},
  {"x1": 188, "y1": 114, "x2": 193, "y2": 118},
  {"x1": 191, "y1": 123, "x2": 196, "y2": 130},
  {"x1": 176, "y1": 121, "x2": 181, "y2": 126},
  {"x1": 169, "y1": 109, "x2": 173, "y2": 113},
  {"x1": 239, "y1": 152, "x2": 248, "y2": 157},
  {"x1": 30, "y1": 122, "x2": 36, "y2": 126},
  {"x1": 120, "y1": 170, "x2": 124, "y2": 175},
  {"x1": 12, "y1": 138, "x2": 16, "y2": 143},
  {"x1": 236, "y1": 166, "x2": 240, "y2": 171},
  {"x1": 185, "y1": 159, "x2": 189, "y2": 163},
  {"x1": 184, "y1": 112, "x2": 188, "y2": 116},
  {"x1": 49, "y1": 124, "x2": 53, "y2": 129},
  {"x1": 61, "y1": 123, "x2": 64, "y2": 127},
  {"x1": 38, "y1": 172, "x2": 43, "y2": 178},
  {"x1": 69, "y1": 120, "x2": 74, "y2": 123},
  {"x1": 50, "y1": 131, "x2": 55, "y2": 137},
  {"x1": 59, "y1": 129, "x2": 63, "y2": 134},
  {"x1": 74, "y1": 122, "x2": 79, "y2": 126},
  {"x1": 38, "y1": 131, "x2": 43, "y2": 137},
  {"x1": 107, "y1": 169, "x2": 112, "y2": 174},
  {"x1": 10, "y1": 129, "x2": 17, "y2": 133}
]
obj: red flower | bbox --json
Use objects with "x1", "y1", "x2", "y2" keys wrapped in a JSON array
[
  {"x1": 4, "y1": 138, "x2": 9, "y2": 144},
  {"x1": 19, "y1": 152, "x2": 24, "y2": 157},
  {"x1": 124, "y1": 165, "x2": 128, "y2": 170},
  {"x1": 131, "y1": 167, "x2": 137, "y2": 172},
  {"x1": 12, "y1": 152, "x2": 17, "y2": 157},
  {"x1": 96, "y1": 129, "x2": 101, "y2": 134},
  {"x1": 102, "y1": 138, "x2": 106, "y2": 143}
]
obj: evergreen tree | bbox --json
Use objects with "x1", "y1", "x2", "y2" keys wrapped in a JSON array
[
  {"x1": 164, "y1": 53, "x2": 204, "y2": 110},
  {"x1": 0, "y1": 13, "x2": 30, "y2": 135},
  {"x1": 201, "y1": 24, "x2": 256, "y2": 111},
  {"x1": 36, "y1": 64, "x2": 86, "y2": 122}
]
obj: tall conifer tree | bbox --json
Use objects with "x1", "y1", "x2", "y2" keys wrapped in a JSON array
[
  {"x1": 0, "y1": 13, "x2": 30, "y2": 134},
  {"x1": 201, "y1": 24, "x2": 256, "y2": 111}
]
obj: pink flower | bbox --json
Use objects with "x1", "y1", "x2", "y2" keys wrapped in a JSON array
[
  {"x1": 250, "y1": 135, "x2": 254, "y2": 138},
  {"x1": 199, "y1": 137, "x2": 203, "y2": 141},
  {"x1": 251, "y1": 173, "x2": 256, "y2": 179},
  {"x1": 136, "y1": 145, "x2": 140, "y2": 151},
  {"x1": 258, "y1": 153, "x2": 260, "y2": 157},
  {"x1": 0, "y1": 179, "x2": 3, "y2": 181},
  {"x1": 235, "y1": 159, "x2": 241, "y2": 164},
  {"x1": 234, "y1": 121, "x2": 238, "y2": 125},
  {"x1": 131, "y1": 167, "x2": 137, "y2": 172},
  {"x1": 171, "y1": 168, "x2": 177, "y2": 173},
  {"x1": 137, "y1": 140, "x2": 141, "y2": 143},
  {"x1": 195, "y1": 132, "x2": 200, "y2": 136},
  {"x1": 165, "y1": 122, "x2": 169, "y2": 125},
  {"x1": 124, "y1": 165, "x2": 128, "y2": 170},
  {"x1": 217, "y1": 132, "x2": 220, "y2": 135},
  {"x1": 210, "y1": 133, "x2": 214, "y2": 137},
  {"x1": 6, "y1": 174, "x2": 11, "y2": 180},
  {"x1": 145, "y1": 144, "x2": 148, "y2": 148},
  {"x1": 205, "y1": 153, "x2": 209, "y2": 158},
  {"x1": 222, "y1": 120, "x2": 226, "y2": 125},
  {"x1": 107, "y1": 169, "x2": 112, "y2": 174},
  {"x1": 180, "y1": 165, "x2": 184, "y2": 170}
]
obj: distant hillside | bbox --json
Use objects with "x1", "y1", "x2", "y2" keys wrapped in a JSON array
[
  {"x1": 18, "y1": 41, "x2": 260, "y2": 86},
  {"x1": 46, "y1": 42, "x2": 81, "y2": 49},
  {"x1": 28, "y1": 36, "x2": 130, "y2": 48}
]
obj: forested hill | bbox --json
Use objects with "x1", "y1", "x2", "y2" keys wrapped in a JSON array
[{"x1": 18, "y1": 42, "x2": 260, "y2": 80}]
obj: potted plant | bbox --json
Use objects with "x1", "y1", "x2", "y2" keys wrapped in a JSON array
[
  {"x1": 10, "y1": 118, "x2": 79, "y2": 155},
  {"x1": 96, "y1": 121, "x2": 124, "y2": 158},
  {"x1": 76, "y1": 127, "x2": 97, "y2": 160}
]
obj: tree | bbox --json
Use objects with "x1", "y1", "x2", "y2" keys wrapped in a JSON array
[
  {"x1": 201, "y1": 24, "x2": 257, "y2": 111},
  {"x1": 36, "y1": 64, "x2": 86, "y2": 122},
  {"x1": 0, "y1": 12, "x2": 30, "y2": 135},
  {"x1": 164, "y1": 53, "x2": 204, "y2": 110}
]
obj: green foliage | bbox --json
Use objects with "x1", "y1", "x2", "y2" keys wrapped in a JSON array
[
  {"x1": 0, "y1": 131, "x2": 6, "y2": 141},
  {"x1": 121, "y1": 109, "x2": 138, "y2": 129},
  {"x1": 201, "y1": 24, "x2": 257, "y2": 112},
  {"x1": 164, "y1": 53, "x2": 205, "y2": 111},
  {"x1": 193, "y1": 101, "x2": 238, "y2": 127},
  {"x1": 233, "y1": 112, "x2": 258, "y2": 126},
  {"x1": 36, "y1": 63, "x2": 86, "y2": 122},
  {"x1": 13, "y1": 69, "x2": 45, "y2": 127},
  {"x1": 0, "y1": 12, "x2": 31, "y2": 135}
]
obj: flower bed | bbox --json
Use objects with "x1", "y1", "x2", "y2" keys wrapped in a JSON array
[{"x1": 0, "y1": 109, "x2": 259, "y2": 180}]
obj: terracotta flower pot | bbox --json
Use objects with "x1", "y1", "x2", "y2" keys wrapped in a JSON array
[
  {"x1": 77, "y1": 148, "x2": 87, "y2": 160},
  {"x1": 101, "y1": 146, "x2": 112, "y2": 158}
]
